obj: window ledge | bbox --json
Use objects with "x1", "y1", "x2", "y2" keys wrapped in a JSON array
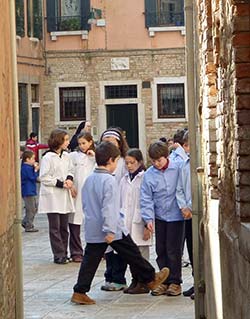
[
  {"x1": 50, "y1": 30, "x2": 88, "y2": 41},
  {"x1": 153, "y1": 118, "x2": 187, "y2": 123},
  {"x1": 148, "y1": 26, "x2": 185, "y2": 37}
]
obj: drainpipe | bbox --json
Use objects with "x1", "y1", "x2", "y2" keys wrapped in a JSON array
[
  {"x1": 184, "y1": 0, "x2": 206, "y2": 318},
  {"x1": 10, "y1": 0, "x2": 24, "y2": 318}
]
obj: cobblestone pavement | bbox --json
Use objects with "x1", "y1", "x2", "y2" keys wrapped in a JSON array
[{"x1": 23, "y1": 214, "x2": 195, "y2": 319}]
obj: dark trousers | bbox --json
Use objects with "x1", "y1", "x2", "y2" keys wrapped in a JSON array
[
  {"x1": 22, "y1": 196, "x2": 37, "y2": 229},
  {"x1": 47, "y1": 213, "x2": 69, "y2": 259},
  {"x1": 104, "y1": 251, "x2": 127, "y2": 284},
  {"x1": 184, "y1": 219, "x2": 193, "y2": 270},
  {"x1": 69, "y1": 223, "x2": 84, "y2": 258},
  {"x1": 73, "y1": 234, "x2": 155, "y2": 293},
  {"x1": 155, "y1": 219, "x2": 184, "y2": 285}
]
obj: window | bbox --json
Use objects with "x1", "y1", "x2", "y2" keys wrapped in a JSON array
[
  {"x1": 46, "y1": 0, "x2": 90, "y2": 32},
  {"x1": 145, "y1": 0, "x2": 184, "y2": 27},
  {"x1": 105, "y1": 85, "x2": 137, "y2": 99},
  {"x1": 157, "y1": 83, "x2": 185, "y2": 118},
  {"x1": 27, "y1": 0, "x2": 43, "y2": 39},
  {"x1": 16, "y1": 0, "x2": 25, "y2": 37},
  {"x1": 59, "y1": 87, "x2": 86, "y2": 121},
  {"x1": 31, "y1": 84, "x2": 39, "y2": 103},
  {"x1": 18, "y1": 84, "x2": 28, "y2": 141}
]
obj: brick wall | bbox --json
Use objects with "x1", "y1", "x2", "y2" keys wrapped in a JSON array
[{"x1": 198, "y1": 0, "x2": 250, "y2": 317}]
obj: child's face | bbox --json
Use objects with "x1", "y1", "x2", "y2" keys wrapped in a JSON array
[
  {"x1": 183, "y1": 143, "x2": 190, "y2": 153},
  {"x1": 26, "y1": 155, "x2": 36, "y2": 166},
  {"x1": 125, "y1": 155, "x2": 141, "y2": 174},
  {"x1": 61, "y1": 134, "x2": 70, "y2": 150},
  {"x1": 151, "y1": 156, "x2": 168, "y2": 170},
  {"x1": 102, "y1": 136, "x2": 119, "y2": 148},
  {"x1": 78, "y1": 137, "x2": 93, "y2": 153}
]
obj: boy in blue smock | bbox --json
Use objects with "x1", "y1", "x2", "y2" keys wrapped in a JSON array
[
  {"x1": 141, "y1": 141, "x2": 184, "y2": 297},
  {"x1": 71, "y1": 141, "x2": 169, "y2": 305}
]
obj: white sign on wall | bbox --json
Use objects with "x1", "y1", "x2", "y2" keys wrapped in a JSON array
[{"x1": 111, "y1": 58, "x2": 130, "y2": 70}]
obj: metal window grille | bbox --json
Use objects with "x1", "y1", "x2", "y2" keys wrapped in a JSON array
[
  {"x1": 157, "y1": 83, "x2": 185, "y2": 118},
  {"x1": 59, "y1": 87, "x2": 86, "y2": 121},
  {"x1": 105, "y1": 85, "x2": 137, "y2": 99}
]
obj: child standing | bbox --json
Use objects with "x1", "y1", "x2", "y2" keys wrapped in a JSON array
[
  {"x1": 69, "y1": 132, "x2": 96, "y2": 262},
  {"x1": 71, "y1": 141, "x2": 169, "y2": 305},
  {"x1": 120, "y1": 148, "x2": 152, "y2": 294},
  {"x1": 100, "y1": 127, "x2": 129, "y2": 291},
  {"x1": 21, "y1": 150, "x2": 39, "y2": 232},
  {"x1": 38, "y1": 129, "x2": 75, "y2": 265},
  {"x1": 141, "y1": 141, "x2": 184, "y2": 297}
]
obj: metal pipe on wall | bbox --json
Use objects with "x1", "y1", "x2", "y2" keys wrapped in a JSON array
[
  {"x1": 184, "y1": 0, "x2": 205, "y2": 318},
  {"x1": 9, "y1": 0, "x2": 24, "y2": 318}
]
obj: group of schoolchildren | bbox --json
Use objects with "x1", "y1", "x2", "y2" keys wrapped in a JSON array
[{"x1": 20, "y1": 122, "x2": 194, "y2": 305}]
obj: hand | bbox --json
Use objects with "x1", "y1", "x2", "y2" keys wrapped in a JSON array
[
  {"x1": 34, "y1": 162, "x2": 39, "y2": 172},
  {"x1": 70, "y1": 185, "x2": 77, "y2": 198},
  {"x1": 105, "y1": 233, "x2": 115, "y2": 244},
  {"x1": 181, "y1": 208, "x2": 192, "y2": 219},
  {"x1": 143, "y1": 227, "x2": 151, "y2": 241},
  {"x1": 146, "y1": 221, "x2": 154, "y2": 233},
  {"x1": 64, "y1": 179, "x2": 73, "y2": 189},
  {"x1": 87, "y1": 150, "x2": 95, "y2": 157}
]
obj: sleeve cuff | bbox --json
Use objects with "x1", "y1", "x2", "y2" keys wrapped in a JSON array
[
  {"x1": 66, "y1": 175, "x2": 73, "y2": 181},
  {"x1": 56, "y1": 180, "x2": 64, "y2": 188}
]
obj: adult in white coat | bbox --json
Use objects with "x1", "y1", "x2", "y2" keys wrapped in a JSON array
[
  {"x1": 38, "y1": 129, "x2": 75, "y2": 264},
  {"x1": 69, "y1": 132, "x2": 96, "y2": 262}
]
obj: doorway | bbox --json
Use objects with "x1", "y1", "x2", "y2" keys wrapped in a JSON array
[{"x1": 106, "y1": 104, "x2": 139, "y2": 148}]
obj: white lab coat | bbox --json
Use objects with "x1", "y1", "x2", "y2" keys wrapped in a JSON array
[
  {"x1": 38, "y1": 151, "x2": 75, "y2": 214},
  {"x1": 68, "y1": 151, "x2": 96, "y2": 225},
  {"x1": 120, "y1": 171, "x2": 152, "y2": 246}
]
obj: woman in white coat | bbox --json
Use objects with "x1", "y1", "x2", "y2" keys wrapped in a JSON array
[
  {"x1": 120, "y1": 148, "x2": 152, "y2": 294},
  {"x1": 38, "y1": 129, "x2": 75, "y2": 265},
  {"x1": 69, "y1": 132, "x2": 96, "y2": 262}
]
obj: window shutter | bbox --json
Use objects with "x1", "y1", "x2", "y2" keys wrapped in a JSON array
[
  {"x1": 46, "y1": 0, "x2": 56, "y2": 32},
  {"x1": 81, "y1": 0, "x2": 91, "y2": 31},
  {"x1": 145, "y1": 0, "x2": 157, "y2": 27}
]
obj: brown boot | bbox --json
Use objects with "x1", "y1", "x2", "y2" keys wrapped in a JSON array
[
  {"x1": 71, "y1": 292, "x2": 96, "y2": 305},
  {"x1": 147, "y1": 267, "x2": 170, "y2": 291},
  {"x1": 126, "y1": 282, "x2": 150, "y2": 294},
  {"x1": 123, "y1": 279, "x2": 137, "y2": 294}
]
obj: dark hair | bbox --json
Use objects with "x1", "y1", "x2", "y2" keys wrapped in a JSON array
[
  {"x1": 126, "y1": 148, "x2": 146, "y2": 170},
  {"x1": 48, "y1": 129, "x2": 68, "y2": 151},
  {"x1": 77, "y1": 132, "x2": 95, "y2": 151},
  {"x1": 148, "y1": 141, "x2": 169, "y2": 159},
  {"x1": 95, "y1": 141, "x2": 120, "y2": 166},
  {"x1": 173, "y1": 129, "x2": 187, "y2": 146},
  {"x1": 22, "y1": 150, "x2": 35, "y2": 163},
  {"x1": 100, "y1": 127, "x2": 129, "y2": 158},
  {"x1": 183, "y1": 130, "x2": 189, "y2": 144},
  {"x1": 29, "y1": 132, "x2": 37, "y2": 139},
  {"x1": 159, "y1": 137, "x2": 167, "y2": 143}
]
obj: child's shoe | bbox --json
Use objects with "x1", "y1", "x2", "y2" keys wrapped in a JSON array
[
  {"x1": 147, "y1": 267, "x2": 170, "y2": 290},
  {"x1": 123, "y1": 279, "x2": 137, "y2": 294},
  {"x1": 151, "y1": 283, "x2": 168, "y2": 296},
  {"x1": 166, "y1": 283, "x2": 182, "y2": 296},
  {"x1": 25, "y1": 227, "x2": 39, "y2": 232},
  {"x1": 54, "y1": 257, "x2": 69, "y2": 264},
  {"x1": 100, "y1": 282, "x2": 112, "y2": 291},
  {"x1": 183, "y1": 286, "x2": 194, "y2": 297},
  {"x1": 126, "y1": 282, "x2": 149, "y2": 294},
  {"x1": 71, "y1": 292, "x2": 96, "y2": 305},
  {"x1": 101, "y1": 282, "x2": 127, "y2": 291}
]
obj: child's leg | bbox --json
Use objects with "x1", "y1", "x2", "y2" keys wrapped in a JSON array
[
  {"x1": 73, "y1": 242, "x2": 107, "y2": 293},
  {"x1": 110, "y1": 234, "x2": 155, "y2": 284},
  {"x1": 69, "y1": 223, "x2": 83, "y2": 260},
  {"x1": 104, "y1": 251, "x2": 127, "y2": 284},
  {"x1": 23, "y1": 196, "x2": 37, "y2": 229},
  {"x1": 47, "y1": 213, "x2": 68, "y2": 260},
  {"x1": 185, "y1": 219, "x2": 193, "y2": 270},
  {"x1": 60, "y1": 214, "x2": 69, "y2": 258},
  {"x1": 155, "y1": 219, "x2": 168, "y2": 270}
]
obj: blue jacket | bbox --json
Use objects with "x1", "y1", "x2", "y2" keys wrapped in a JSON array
[
  {"x1": 21, "y1": 163, "x2": 39, "y2": 197},
  {"x1": 176, "y1": 157, "x2": 192, "y2": 211},
  {"x1": 140, "y1": 161, "x2": 183, "y2": 223},
  {"x1": 82, "y1": 168, "x2": 128, "y2": 243}
]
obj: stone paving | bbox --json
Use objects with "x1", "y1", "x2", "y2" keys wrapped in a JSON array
[{"x1": 23, "y1": 214, "x2": 195, "y2": 319}]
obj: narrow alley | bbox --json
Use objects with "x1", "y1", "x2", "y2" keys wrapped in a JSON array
[{"x1": 23, "y1": 214, "x2": 195, "y2": 319}]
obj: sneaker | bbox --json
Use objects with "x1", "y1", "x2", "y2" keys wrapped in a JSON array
[
  {"x1": 101, "y1": 282, "x2": 127, "y2": 291},
  {"x1": 123, "y1": 279, "x2": 137, "y2": 294},
  {"x1": 166, "y1": 283, "x2": 182, "y2": 296},
  {"x1": 147, "y1": 267, "x2": 170, "y2": 291},
  {"x1": 71, "y1": 292, "x2": 96, "y2": 305},
  {"x1": 25, "y1": 227, "x2": 39, "y2": 232},
  {"x1": 54, "y1": 257, "x2": 69, "y2": 265},
  {"x1": 100, "y1": 282, "x2": 112, "y2": 291},
  {"x1": 183, "y1": 286, "x2": 194, "y2": 297},
  {"x1": 190, "y1": 293, "x2": 195, "y2": 300},
  {"x1": 151, "y1": 283, "x2": 168, "y2": 296},
  {"x1": 126, "y1": 282, "x2": 150, "y2": 294}
]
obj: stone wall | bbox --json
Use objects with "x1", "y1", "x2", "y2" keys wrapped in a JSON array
[
  {"x1": 197, "y1": 0, "x2": 250, "y2": 317},
  {"x1": 42, "y1": 48, "x2": 187, "y2": 153}
]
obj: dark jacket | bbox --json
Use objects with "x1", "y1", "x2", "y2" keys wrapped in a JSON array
[{"x1": 21, "y1": 163, "x2": 39, "y2": 197}]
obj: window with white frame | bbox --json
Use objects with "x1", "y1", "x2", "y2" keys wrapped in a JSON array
[
  {"x1": 153, "y1": 77, "x2": 186, "y2": 122},
  {"x1": 59, "y1": 87, "x2": 86, "y2": 121}
]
